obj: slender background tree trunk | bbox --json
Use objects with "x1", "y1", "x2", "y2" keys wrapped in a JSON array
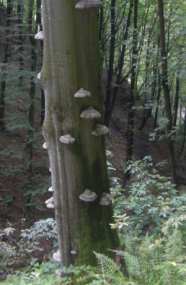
[
  {"x1": 157, "y1": 0, "x2": 177, "y2": 185},
  {"x1": 123, "y1": 0, "x2": 138, "y2": 188},
  {"x1": 0, "y1": 0, "x2": 12, "y2": 129},
  {"x1": 104, "y1": 0, "x2": 116, "y2": 126}
]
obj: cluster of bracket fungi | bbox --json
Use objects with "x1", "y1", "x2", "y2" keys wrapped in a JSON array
[{"x1": 37, "y1": 0, "x2": 112, "y2": 266}]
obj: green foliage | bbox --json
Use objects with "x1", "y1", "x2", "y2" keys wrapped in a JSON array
[
  {"x1": 114, "y1": 156, "x2": 177, "y2": 234},
  {"x1": 19, "y1": 218, "x2": 58, "y2": 254},
  {"x1": 3, "y1": 261, "x2": 63, "y2": 285},
  {"x1": 0, "y1": 218, "x2": 58, "y2": 268},
  {"x1": 2, "y1": 157, "x2": 186, "y2": 285},
  {"x1": 110, "y1": 157, "x2": 186, "y2": 284}
]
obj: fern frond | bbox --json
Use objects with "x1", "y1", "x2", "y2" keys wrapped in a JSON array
[
  {"x1": 93, "y1": 251, "x2": 121, "y2": 276},
  {"x1": 123, "y1": 251, "x2": 141, "y2": 278},
  {"x1": 93, "y1": 251, "x2": 129, "y2": 284}
]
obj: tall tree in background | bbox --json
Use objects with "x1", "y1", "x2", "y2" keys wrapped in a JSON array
[
  {"x1": 157, "y1": 0, "x2": 177, "y2": 185},
  {"x1": 17, "y1": 0, "x2": 24, "y2": 87},
  {"x1": 123, "y1": 0, "x2": 138, "y2": 187},
  {"x1": 104, "y1": 0, "x2": 116, "y2": 126},
  {"x1": 27, "y1": 0, "x2": 37, "y2": 174},
  {"x1": 0, "y1": 0, "x2": 12, "y2": 129},
  {"x1": 41, "y1": 0, "x2": 121, "y2": 269}
]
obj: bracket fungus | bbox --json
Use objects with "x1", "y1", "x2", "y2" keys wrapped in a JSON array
[
  {"x1": 55, "y1": 269, "x2": 61, "y2": 276},
  {"x1": 80, "y1": 106, "x2": 101, "y2": 119},
  {"x1": 106, "y1": 150, "x2": 113, "y2": 159},
  {"x1": 46, "y1": 202, "x2": 54, "y2": 208},
  {"x1": 71, "y1": 250, "x2": 77, "y2": 255},
  {"x1": 48, "y1": 186, "x2": 53, "y2": 192},
  {"x1": 79, "y1": 189, "x2": 97, "y2": 202},
  {"x1": 59, "y1": 134, "x2": 76, "y2": 144},
  {"x1": 34, "y1": 31, "x2": 44, "y2": 40},
  {"x1": 74, "y1": 87, "x2": 91, "y2": 98},
  {"x1": 109, "y1": 177, "x2": 117, "y2": 187},
  {"x1": 45, "y1": 196, "x2": 54, "y2": 204},
  {"x1": 91, "y1": 123, "x2": 109, "y2": 136},
  {"x1": 37, "y1": 72, "x2": 41, "y2": 79},
  {"x1": 75, "y1": 0, "x2": 102, "y2": 9},
  {"x1": 43, "y1": 142, "x2": 49, "y2": 149},
  {"x1": 53, "y1": 251, "x2": 61, "y2": 262},
  {"x1": 99, "y1": 192, "x2": 112, "y2": 206}
]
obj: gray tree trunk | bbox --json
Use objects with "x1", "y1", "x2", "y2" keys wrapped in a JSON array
[{"x1": 41, "y1": 0, "x2": 120, "y2": 268}]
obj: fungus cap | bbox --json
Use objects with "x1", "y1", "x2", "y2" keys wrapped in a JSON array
[
  {"x1": 91, "y1": 123, "x2": 109, "y2": 136},
  {"x1": 74, "y1": 88, "x2": 91, "y2": 98},
  {"x1": 80, "y1": 106, "x2": 101, "y2": 119},
  {"x1": 43, "y1": 142, "x2": 49, "y2": 149},
  {"x1": 48, "y1": 186, "x2": 53, "y2": 192},
  {"x1": 59, "y1": 134, "x2": 75, "y2": 144},
  {"x1": 102, "y1": 192, "x2": 112, "y2": 201},
  {"x1": 55, "y1": 269, "x2": 61, "y2": 276},
  {"x1": 45, "y1": 196, "x2": 54, "y2": 204},
  {"x1": 99, "y1": 197, "x2": 110, "y2": 206},
  {"x1": 53, "y1": 251, "x2": 61, "y2": 262},
  {"x1": 75, "y1": 0, "x2": 102, "y2": 9},
  {"x1": 106, "y1": 150, "x2": 113, "y2": 159},
  {"x1": 79, "y1": 189, "x2": 97, "y2": 202},
  {"x1": 35, "y1": 31, "x2": 44, "y2": 40},
  {"x1": 46, "y1": 202, "x2": 54, "y2": 208}
]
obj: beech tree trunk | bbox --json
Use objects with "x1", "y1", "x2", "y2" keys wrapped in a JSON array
[{"x1": 41, "y1": 0, "x2": 120, "y2": 269}]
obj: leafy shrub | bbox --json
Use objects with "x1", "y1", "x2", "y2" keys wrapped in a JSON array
[{"x1": 0, "y1": 218, "x2": 58, "y2": 270}]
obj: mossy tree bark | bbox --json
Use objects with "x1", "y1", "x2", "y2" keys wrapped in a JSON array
[{"x1": 41, "y1": 0, "x2": 120, "y2": 268}]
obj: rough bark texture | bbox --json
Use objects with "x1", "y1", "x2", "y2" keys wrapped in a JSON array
[{"x1": 41, "y1": 0, "x2": 120, "y2": 268}]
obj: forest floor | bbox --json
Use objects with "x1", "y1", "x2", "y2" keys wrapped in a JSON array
[{"x1": 0, "y1": 92, "x2": 186, "y2": 281}]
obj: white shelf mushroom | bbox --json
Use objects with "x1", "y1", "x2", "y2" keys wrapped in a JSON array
[
  {"x1": 106, "y1": 150, "x2": 113, "y2": 159},
  {"x1": 35, "y1": 31, "x2": 44, "y2": 40},
  {"x1": 37, "y1": 72, "x2": 41, "y2": 79},
  {"x1": 48, "y1": 186, "x2": 53, "y2": 192},
  {"x1": 53, "y1": 251, "x2": 61, "y2": 262},
  {"x1": 80, "y1": 106, "x2": 101, "y2": 119},
  {"x1": 59, "y1": 134, "x2": 76, "y2": 144},
  {"x1": 99, "y1": 192, "x2": 112, "y2": 206},
  {"x1": 46, "y1": 202, "x2": 54, "y2": 208},
  {"x1": 79, "y1": 189, "x2": 97, "y2": 202},
  {"x1": 75, "y1": 0, "x2": 102, "y2": 9},
  {"x1": 91, "y1": 123, "x2": 109, "y2": 136},
  {"x1": 74, "y1": 88, "x2": 91, "y2": 98},
  {"x1": 43, "y1": 142, "x2": 49, "y2": 149},
  {"x1": 45, "y1": 196, "x2": 54, "y2": 204},
  {"x1": 55, "y1": 269, "x2": 61, "y2": 276}
]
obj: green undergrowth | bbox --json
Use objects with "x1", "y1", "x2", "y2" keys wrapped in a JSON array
[{"x1": 2, "y1": 157, "x2": 186, "y2": 284}]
